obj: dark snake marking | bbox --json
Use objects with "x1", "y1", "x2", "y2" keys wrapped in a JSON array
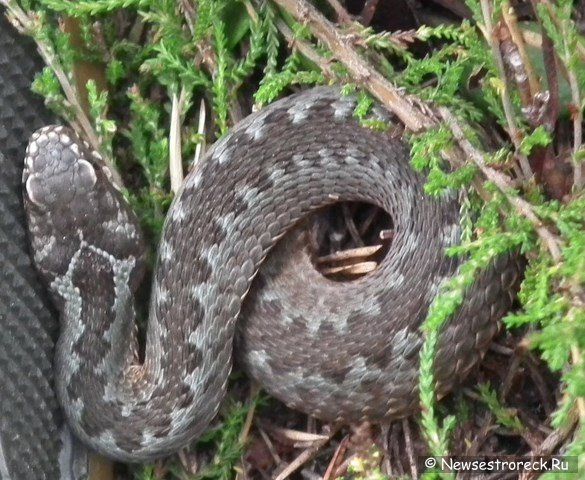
[
  {"x1": 0, "y1": 12, "x2": 87, "y2": 480},
  {"x1": 23, "y1": 86, "x2": 521, "y2": 462}
]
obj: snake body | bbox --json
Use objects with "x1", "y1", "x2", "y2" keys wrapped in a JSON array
[{"x1": 23, "y1": 86, "x2": 521, "y2": 463}]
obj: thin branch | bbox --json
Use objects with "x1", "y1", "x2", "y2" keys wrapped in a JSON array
[
  {"x1": 323, "y1": 0, "x2": 352, "y2": 24},
  {"x1": 479, "y1": 0, "x2": 534, "y2": 180},
  {"x1": 529, "y1": 405, "x2": 579, "y2": 455},
  {"x1": 567, "y1": 68, "x2": 583, "y2": 189},
  {"x1": 1, "y1": 1, "x2": 123, "y2": 185},
  {"x1": 273, "y1": 426, "x2": 339, "y2": 480},
  {"x1": 360, "y1": 0, "x2": 380, "y2": 26},
  {"x1": 269, "y1": 0, "x2": 562, "y2": 262},
  {"x1": 533, "y1": 0, "x2": 583, "y2": 188},
  {"x1": 439, "y1": 106, "x2": 562, "y2": 262},
  {"x1": 536, "y1": 21, "x2": 560, "y2": 130},
  {"x1": 270, "y1": 0, "x2": 435, "y2": 132},
  {"x1": 273, "y1": 16, "x2": 336, "y2": 78},
  {"x1": 502, "y1": 1, "x2": 541, "y2": 97},
  {"x1": 2, "y1": 3, "x2": 96, "y2": 144}
]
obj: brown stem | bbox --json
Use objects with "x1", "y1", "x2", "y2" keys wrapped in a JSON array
[
  {"x1": 479, "y1": 0, "x2": 533, "y2": 180},
  {"x1": 502, "y1": 1, "x2": 541, "y2": 97},
  {"x1": 439, "y1": 106, "x2": 562, "y2": 262},
  {"x1": 273, "y1": 15, "x2": 336, "y2": 78},
  {"x1": 323, "y1": 0, "x2": 352, "y2": 24},
  {"x1": 360, "y1": 0, "x2": 380, "y2": 26},
  {"x1": 270, "y1": 0, "x2": 435, "y2": 132},
  {"x1": 1, "y1": 1, "x2": 122, "y2": 185}
]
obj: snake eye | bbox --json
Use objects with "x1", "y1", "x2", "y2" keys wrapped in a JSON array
[
  {"x1": 24, "y1": 173, "x2": 45, "y2": 207},
  {"x1": 23, "y1": 158, "x2": 97, "y2": 208},
  {"x1": 76, "y1": 159, "x2": 98, "y2": 190}
]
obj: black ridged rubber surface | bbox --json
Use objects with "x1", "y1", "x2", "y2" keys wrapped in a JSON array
[{"x1": 0, "y1": 11, "x2": 64, "y2": 479}]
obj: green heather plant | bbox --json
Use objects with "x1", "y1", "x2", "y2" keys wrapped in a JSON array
[{"x1": 1, "y1": 0, "x2": 583, "y2": 478}]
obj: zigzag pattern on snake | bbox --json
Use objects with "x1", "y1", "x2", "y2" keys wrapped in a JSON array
[{"x1": 23, "y1": 86, "x2": 520, "y2": 463}]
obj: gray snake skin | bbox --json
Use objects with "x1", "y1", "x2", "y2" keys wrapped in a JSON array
[{"x1": 22, "y1": 84, "x2": 521, "y2": 463}]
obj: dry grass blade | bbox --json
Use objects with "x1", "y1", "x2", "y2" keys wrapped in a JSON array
[
  {"x1": 320, "y1": 261, "x2": 378, "y2": 276},
  {"x1": 273, "y1": 427, "x2": 338, "y2": 480},
  {"x1": 169, "y1": 88, "x2": 185, "y2": 194},
  {"x1": 262, "y1": 424, "x2": 331, "y2": 444},
  {"x1": 322, "y1": 435, "x2": 349, "y2": 480},
  {"x1": 315, "y1": 244, "x2": 383, "y2": 263}
]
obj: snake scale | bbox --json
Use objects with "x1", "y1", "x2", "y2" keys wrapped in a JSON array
[{"x1": 2, "y1": 9, "x2": 520, "y2": 471}]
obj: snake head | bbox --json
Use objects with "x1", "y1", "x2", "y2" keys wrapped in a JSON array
[
  {"x1": 24, "y1": 126, "x2": 99, "y2": 209},
  {"x1": 23, "y1": 125, "x2": 146, "y2": 287}
]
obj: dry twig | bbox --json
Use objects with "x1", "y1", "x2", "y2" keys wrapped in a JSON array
[
  {"x1": 272, "y1": 15, "x2": 336, "y2": 78},
  {"x1": 479, "y1": 0, "x2": 533, "y2": 179},
  {"x1": 439, "y1": 106, "x2": 562, "y2": 262},
  {"x1": 273, "y1": 427, "x2": 339, "y2": 480},
  {"x1": 270, "y1": 0, "x2": 434, "y2": 132},
  {"x1": 1, "y1": 1, "x2": 117, "y2": 178}
]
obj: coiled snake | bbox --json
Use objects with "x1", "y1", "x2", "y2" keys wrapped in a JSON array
[
  {"x1": 1, "y1": 14, "x2": 519, "y2": 469},
  {"x1": 22, "y1": 86, "x2": 520, "y2": 463}
]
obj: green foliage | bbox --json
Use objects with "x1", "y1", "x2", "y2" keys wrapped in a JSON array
[
  {"x1": 255, "y1": 52, "x2": 324, "y2": 104},
  {"x1": 211, "y1": 16, "x2": 230, "y2": 135},
  {"x1": 397, "y1": 22, "x2": 488, "y2": 123},
  {"x1": 261, "y1": 2, "x2": 280, "y2": 75},
  {"x1": 27, "y1": 11, "x2": 77, "y2": 120},
  {"x1": 123, "y1": 86, "x2": 172, "y2": 245},
  {"x1": 536, "y1": 0, "x2": 584, "y2": 85},
  {"x1": 477, "y1": 383, "x2": 524, "y2": 431},
  {"x1": 86, "y1": 80, "x2": 116, "y2": 156},
  {"x1": 519, "y1": 125, "x2": 552, "y2": 155},
  {"x1": 40, "y1": 0, "x2": 147, "y2": 15},
  {"x1": 134, "y1": 465, "x2": 157, "y2": 480},
  {"x1": 31, "y1": 66, "x2": 69, "y2": 116},
  {"x1": 359, "y1": 27, "x2": 414, "y2": 61},
  {"x1": 414, "y1": 0, "x2": 584, "y2": 467},
  {"x1": 26, "y1": 0, "x2": 285, "y2": 245},
  {"x1": 344, "y1": 447, "x2": 389, "y2": 480},
  {"x1": 419, "y1": 328, "x2": 457, "y2": 462},
  {"x1": 189, "y1": 401, "x2": 250, "y2": 480},
  {"x1": 409, "y1": 125, "x2": 478, "y2": 195}
]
